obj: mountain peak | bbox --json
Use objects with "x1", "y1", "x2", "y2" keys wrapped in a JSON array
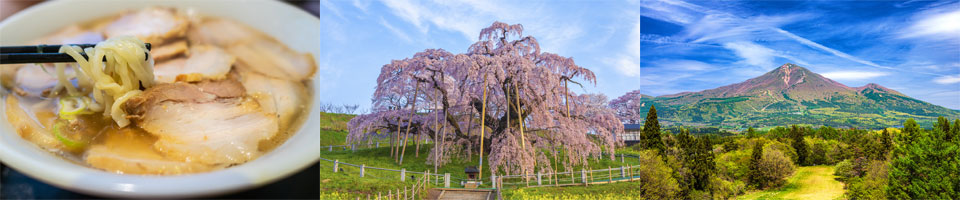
[{"x1": 856, "y1": 83, "x2": 904, "y2": 96}]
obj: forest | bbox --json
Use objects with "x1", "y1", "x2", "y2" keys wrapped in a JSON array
[{"x1": 618, "y1": 105, "x2": 960, "y2": 199}]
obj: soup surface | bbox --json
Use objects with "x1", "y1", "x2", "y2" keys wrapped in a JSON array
[{"x1": 1, "y1": 7, "x2": 315, "y2": 175}]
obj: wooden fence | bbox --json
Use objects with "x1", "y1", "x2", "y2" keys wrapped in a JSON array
[{"x1": 319, "y1": 153, "x2": 646, "y2": 191}]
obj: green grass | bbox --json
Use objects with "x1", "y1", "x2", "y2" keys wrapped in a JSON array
[
  {"x1": 503, "y1": 181, "x2": 653, "y2": 200},
  {"x1": 736, "y1": 165, "x2": 845, "y2": 200},
  {"x1": 318, "y1": 112, "x2": 354, "y2": 146},
  {"x1": 318, "y1": 111, "x2": 641, "y2": 198}
]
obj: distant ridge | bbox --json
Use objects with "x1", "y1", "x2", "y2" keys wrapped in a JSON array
[{"x1": 615, "y1": 63, "x2": 960, "y2": 129}]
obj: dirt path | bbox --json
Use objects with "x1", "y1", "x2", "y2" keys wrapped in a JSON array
[{"x1": 738, "y1": 165, "x2": 845, "y2": 200}]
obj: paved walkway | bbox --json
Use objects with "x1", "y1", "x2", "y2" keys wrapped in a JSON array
[{"x1": 427, "y1": 188, "x2": 496, "y2": 200}]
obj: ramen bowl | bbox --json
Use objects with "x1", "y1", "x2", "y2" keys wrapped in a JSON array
[{"x1": 0, "y1": 0, "x2": 321, "y2": 198}]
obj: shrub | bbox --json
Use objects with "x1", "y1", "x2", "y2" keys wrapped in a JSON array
[
  {"x1": 711, "y1": 175, "x2": 746, "y2": 199},
  {"x1": 715, "y1": 149, "x2": 750, "y2": 181},
  {"x1": 848, "y1": 160, "x2": 888, "y2": 199},
  {"x1": 634, "y1": 150, "x2": 681, "y2": 199},
  {"x1": 756, "y1": 148, "x2": 796, "y2": 188},
  {"x1": 834, "y1": 159, "x2": 855, "y2": 181}
]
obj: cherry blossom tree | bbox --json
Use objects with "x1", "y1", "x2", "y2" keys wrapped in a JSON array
[
  {"x1": 609, "y1": 89, "x2": 647, "y2": 123},
  {"x1": 347, "y1": 22, "x2": 623, "y2": 177}
]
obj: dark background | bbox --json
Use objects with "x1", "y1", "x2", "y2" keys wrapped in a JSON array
[{"x1": 0, "y1": 163, "x2": 320, "y2": 199}]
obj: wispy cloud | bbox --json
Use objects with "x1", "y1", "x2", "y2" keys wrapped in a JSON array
[
  {"x1": 898, "y1": 5, "x2": 960, "y2": 40},
  {"x1": 820, "y1": 71, "x2": 890, "y2": 81},
  {"x1": 934, "y1": 75, "x2": 960, "y2": 84},
  {"x1": 612, "y1": 18, "x2": 642, "y2": 77},
  {"x1": 320, "y1": 0, "x2": 346, "y2": 20},
  {"x1": 351, "y1": 0, "x2": 371, "y2": 13},
  {"x1": 723, "y1": 42, "x2": 777, "y2": 68},
  {"x1": 640, "y1": 0, "x2": 896, "y2": 73},
  {"x1": 379, "y1": 17, "x2": 413, "y2": 43}
]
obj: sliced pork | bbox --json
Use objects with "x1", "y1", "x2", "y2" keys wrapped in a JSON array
[
  {"x1": 104, "y1": 7, "x2": 188, "y2": 44},
  {"x1": 123, "y1": 79, "x2": 277, "y2": 165},
  {"x1": 152, "y1": 45, "x2": 235, "y2": 83},
  {"x1": 84, "y1": 128, "x2": 215, "y2": 175}
]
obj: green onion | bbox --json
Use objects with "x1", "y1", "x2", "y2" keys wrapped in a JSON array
[
  {"x1": 52, "y1": 121, "x2": 86, "y2": 149},
  {"x1": 58, "y1": 97, "x2": 91, "y2": 120}
]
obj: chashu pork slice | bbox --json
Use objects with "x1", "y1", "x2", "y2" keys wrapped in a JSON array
[
  {"x1": 104, "y1": 7, "x2": 188, "y2": 45},
  {"x1": 153, "y1": 45, "x2": 235, "y2": 83},
  {"x1": 150, "y1": 40, "x2": 188, "y2": 61},
  {"x1": 123, "y1": 79, "x2": 278, "y2": 165},
  {"x1": 187, "y1": 19, "x2": 261, "y2": 47},
  {"x1": 85, "y1": 128, "x2": 215, "y2": 175},
  {"x1": 228, "y1": 39, "x2": 317, "y2": 81},
  {"x1": 238, "y1": 69, "x2": 309, "y2": 131}
]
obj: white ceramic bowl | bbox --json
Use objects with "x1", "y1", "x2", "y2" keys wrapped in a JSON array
[{"x1": 0, "y1": 0, "x2": 321, "y2": 198}]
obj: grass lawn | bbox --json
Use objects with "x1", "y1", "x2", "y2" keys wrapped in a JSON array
[
  {"x1": 502, "y1": 180, "x2": 653, "y2": 200},
  {"x1": 737, "y1": 165, "x2": 845, "y2": 200}
]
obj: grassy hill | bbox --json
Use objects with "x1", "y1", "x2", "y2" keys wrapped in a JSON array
[{"x1": 318, "y1": 112, "x2": 640, "y2": 199}]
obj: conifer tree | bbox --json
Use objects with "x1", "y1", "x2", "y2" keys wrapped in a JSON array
[
  {"x1": 748, "y1": 141, "x2": 764, "y2": 188},
  {"x1": 790, "y1": 125, "x2": 808, "y2": 166},
  {"x1": 642, "y1": 105, "x2": 665, "y2": 154}
]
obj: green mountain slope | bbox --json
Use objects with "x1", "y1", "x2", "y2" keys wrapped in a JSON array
[{"x1": 624, "y1": 64, "x2": 960, "y2": 129}]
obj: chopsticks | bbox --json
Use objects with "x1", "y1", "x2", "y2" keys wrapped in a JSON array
[{"x1": 0, "y1": 43, "x2": 151, "y2": 64}]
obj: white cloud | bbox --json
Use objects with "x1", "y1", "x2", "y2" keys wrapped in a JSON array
[
  {"x1": 820, "y1": 71, "x2": 890, "y2": 81},
  {"x1": 899, "y1": 8, "x2": 960, "y2": 39},
  {"x1": 723, "y1": 42, "x2": 776, "y2": 67},
  {"x1": 640, "y1": 0, "x2": 900, "y2": 72},
  {"x1": 934, "y1": 74, "x2": 960, "y2": 84}
]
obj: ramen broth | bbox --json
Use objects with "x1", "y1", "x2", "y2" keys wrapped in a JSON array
[{"x1": 2, "y1": 7, "x2": 314, "y2": 175}]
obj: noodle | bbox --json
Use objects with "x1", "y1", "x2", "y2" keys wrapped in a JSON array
[{"x1": 54, "y1": 36, "x2": 154, "y2": 127}]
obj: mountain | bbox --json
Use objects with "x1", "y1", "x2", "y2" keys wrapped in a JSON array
[{"x1": 621, "y1": 63, "x2": 960, "y2": 129}]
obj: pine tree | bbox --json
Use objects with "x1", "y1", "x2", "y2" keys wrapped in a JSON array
[
  {"x1": 691, "y1": 136, "x2": 715, "y2": 191},
  {"x1": 642, "y1": 105, "x2": 664, "y2": 154},
  {"x1": 880, "y1": 129, "x2": 892, "y2": 160},
  {"x1": 746, "y1": 127, "x2": 757, "y2": 138},
  {"x1": 949, "y1": 119, "x2": 959, "y2": 142},
  {"x1": 887, "y1": 119, "x2": 960, "y2": 199},
  {"x1": 748, "y1": 140, "x2": 764, "y2": 188},
  {"x1": 790, "y1": 125, "x2": 808, "y2": 166},
  {"x1": 936, "y1": 116, "x2": 950, "y2": 134}
]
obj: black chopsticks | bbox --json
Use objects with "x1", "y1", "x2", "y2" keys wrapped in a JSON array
[{"x1": 0, "y1": 43, "x2": 151, "y2": 64}]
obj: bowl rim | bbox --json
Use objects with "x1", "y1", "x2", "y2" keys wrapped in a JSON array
[{"x1": 0, "y1": 0, "x2": 322, "y2": 198}]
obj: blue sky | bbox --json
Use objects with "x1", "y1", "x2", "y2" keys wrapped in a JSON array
[{"x1": 319, "y1": 0, "x2": 960, "y2": 110}]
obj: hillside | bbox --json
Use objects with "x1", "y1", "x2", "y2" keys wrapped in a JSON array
[{"x1": 616, "y1": 63, "x2": 960, "y2": 129}]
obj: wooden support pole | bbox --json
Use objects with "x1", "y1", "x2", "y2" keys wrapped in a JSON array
[
  {"x1": 608, "y1": 167, "x2": 613, "y2": 183},
  {"x1": 478, "y1": 74, "x2": 488, "y2": 181},
  {"x1": 620, "y1": 165, "x2": 627, "y2": 178},
  {"x1": 398, "y1": 82, "x2": 420, "y2": 165},
  {"x1": 400, "y1": 168, "x2": 406, "y2": 182}
]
